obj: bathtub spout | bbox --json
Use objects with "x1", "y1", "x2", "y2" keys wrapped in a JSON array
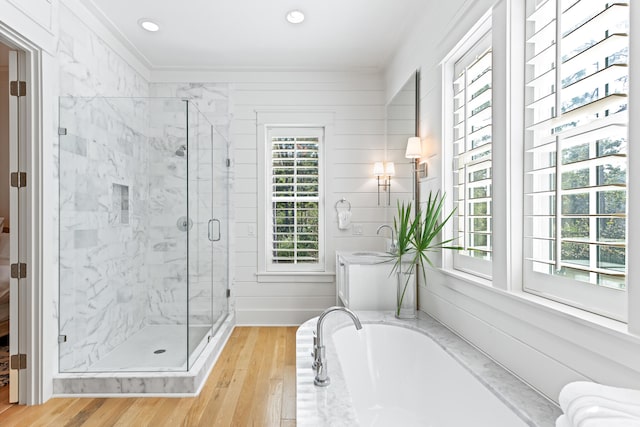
[{"x1": 313, "y1": 306, "x2": 362, "y2": 387}]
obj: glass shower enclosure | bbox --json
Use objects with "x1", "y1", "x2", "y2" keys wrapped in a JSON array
[{"x1": 58, "y1": 97, "x2": 228, "y2": 372}]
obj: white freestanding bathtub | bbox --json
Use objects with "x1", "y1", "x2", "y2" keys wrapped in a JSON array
[{"x1": 296, "y1": 312, "x2": 560, "y2": 426}]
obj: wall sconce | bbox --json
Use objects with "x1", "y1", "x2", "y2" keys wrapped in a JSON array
[
  {"x1": 373, "y1": 161, "x2": 395, "y2": 206},
  {"x1": 405, "y1": 136, "x2": 427, "y2": 178},
  {"x1": 405, "y1": 137, "x2": 422, "y2": 159}
]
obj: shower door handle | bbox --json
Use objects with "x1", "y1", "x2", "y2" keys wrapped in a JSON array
[{"x1": 208, "y1": 219, "x2": 221, "y2": 242}]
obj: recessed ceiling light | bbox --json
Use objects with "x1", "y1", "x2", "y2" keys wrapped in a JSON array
[
  {"x1": 138, "y1": 19, "x2": 160, "y2": 32},
  {"x1": 286, "y1": 10, "x2": 305, "y2": 24}
]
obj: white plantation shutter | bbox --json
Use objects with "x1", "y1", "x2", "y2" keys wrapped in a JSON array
[
  {"x1": 452, "y1": 30, "x2": 493, "y2": 277},
  {"x1": 268, "y1": 128, "x2": 324, "y2": 270},
  {"x1": 524, "y1": 0, "x2": 629, "y2": 319}
]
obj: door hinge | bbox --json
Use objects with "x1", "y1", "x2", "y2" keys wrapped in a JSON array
[
  {"x1": 226, "y1": 158, "x2": 231, "y2": 167},
  {"x1": 10, "y1": 263, "x2": 27, "y2": 279},
  {"x1": 10, "y1": 354, "x2": 26, "y2": 370},
  {"x1": 10, "y1": 80, "x2": 26, "y2": 97},
  {"x1": 226, "y1": 289, "x2": 231, "y2": 298},
  {"x1": 58, "y1": 127, "x2": 68, "y2": 136},
  {"x1": 10, "y1": 172, "x2": 26, "y2": 188},
  {"x1": 58, "y1": 335, "x2": 67, "y2": 343}
]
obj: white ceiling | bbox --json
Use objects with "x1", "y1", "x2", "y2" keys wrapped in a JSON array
[{"x1": 87, "y1": 0, "x2": 431, "y2": 70}]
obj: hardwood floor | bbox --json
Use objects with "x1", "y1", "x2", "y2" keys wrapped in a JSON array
[
  {"x1": 0, "y1": 327, "x2": 298, "y2": 427},
  {"x1": 0, "y1": 384, "x2": 11, "y2": 415}
]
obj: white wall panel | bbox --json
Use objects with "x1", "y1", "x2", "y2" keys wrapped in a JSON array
[
  {"x1": 233, "y1": 90, "x2": 384, "y2": 107},
  {"x1": 333, "y1": 134, "x2": 386, "y2": 149},
  {"x1": 233, "y1": 149, "x2": 257, "y2": 164},
  {"x1": 234, "y1": 282, "x2": 334, "y2": 297},
  {"x1": 0, "y1": 0, "x2": 57, "y2": 52},
  {"x1": 233, "y1": 105, "x2": 385, "y2": 122},
  {"x1": 234, "y1": 208, "x2": 257, "y2": 223},
  {"x1": 233, "y1": 194, "x2": 257, "y2": 208},
  {"x1": 218, "y1": 70, "x2": 392, "y2": 325}
]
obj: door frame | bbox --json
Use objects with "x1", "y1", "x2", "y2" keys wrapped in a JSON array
[{"x1": 0, "y1": 22, "x2": 45, "y2": 405}]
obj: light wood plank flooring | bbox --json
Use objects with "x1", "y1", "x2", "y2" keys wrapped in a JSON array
[{"x1": 0, "y1": 327, "x2": 298, "y2": 427}]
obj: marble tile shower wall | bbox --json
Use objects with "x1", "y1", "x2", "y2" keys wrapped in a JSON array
[
  {"x1": 57, "y1": 3, "x2": 151, "y2": 371},
  {"x1": 58, "y1": 98, "x2": 150, "y2": 371},
  {"x1": 57, "y1": 5, "x2": 149, "y2": 98},
  {"x1": 149, "y1": 83, "x2": 233, "y2": 324}
]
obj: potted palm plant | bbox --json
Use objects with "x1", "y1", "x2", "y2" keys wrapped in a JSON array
[{"x1": 391, "y1": 191, "x2": 461, "y2": 318}]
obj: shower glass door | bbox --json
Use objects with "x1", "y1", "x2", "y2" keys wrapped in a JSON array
[
  {"x1": 210, "y1": 108, "x2": 230, "y2": 340},
  {"x1": 186, "y1": 102, "x2": 212, "y2": 368},
  {"x1": 186, "y1": 101, "x2": 229, "y2": 368}
]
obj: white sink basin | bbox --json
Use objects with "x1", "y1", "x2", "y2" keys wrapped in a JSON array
[{"x1": 344, "y1": 251, "x2": 392, "y2": 264}]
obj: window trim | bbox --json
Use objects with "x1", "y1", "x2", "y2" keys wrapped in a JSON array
[
  {"x1": 255, "y1": 111, "x2": 334, "y2": 278},
  {"x1": 627, "y1": 0, "x2": 640, "y2": 334},
  {"x1": 442, "y1": 11, "x2": 494, "y2": 279}
]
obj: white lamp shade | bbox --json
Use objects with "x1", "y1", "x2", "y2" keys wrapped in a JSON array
[
  {"x1": 384, "y1": 162, "x2": 395, "y2": 176},
  {"x1": 373, "y1": 161, "x2": 385, "y2": 176},
  {"x1": 405, "y1": 137, "x2": 422, "y2": 159}
]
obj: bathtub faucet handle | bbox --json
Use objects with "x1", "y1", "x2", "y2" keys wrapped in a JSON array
[{"x1": 312, "y1": 333, "x2": 320, "y2": 370}]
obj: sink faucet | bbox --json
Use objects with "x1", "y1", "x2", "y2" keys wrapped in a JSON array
[
  {"x1": 377, "y1": 224, "x2": 397, "y2": 254},
  {"x1": 313, "y1": 306, "x2": 362, "y2": 387}
]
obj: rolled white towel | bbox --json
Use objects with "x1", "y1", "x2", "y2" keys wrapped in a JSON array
[
  {"x1": 560, "y1": 382, "x2": 640, "y2": 411},
  {"x1": 556, "y1": 415, "x2": 571, "y2": 427},
  {"x1": 569, "y1": 404, "x2": 640, "y2": 426},
  {"x1": 566, "y1": 395, "x2": 640, "y2": 421},
  {"x1": 574, "y1": 416, "x2": 640, "y2": 427}
]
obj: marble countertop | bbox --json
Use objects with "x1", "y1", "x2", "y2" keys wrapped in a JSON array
[{"x1": 296, "y1": 311, "x2": 561, "y2": 426}]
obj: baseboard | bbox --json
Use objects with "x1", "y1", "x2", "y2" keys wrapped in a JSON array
[{"x1": 236, "y1": 308, "x2": 322, "y2": 326}]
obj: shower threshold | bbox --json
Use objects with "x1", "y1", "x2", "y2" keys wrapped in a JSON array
[{"x1": 52, "y1": 314, "x2": 234, "y2": 396}]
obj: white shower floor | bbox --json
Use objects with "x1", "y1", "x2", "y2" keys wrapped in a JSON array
[{"x1": 88, "y1": 325, "x2": 211, "y2": 372}]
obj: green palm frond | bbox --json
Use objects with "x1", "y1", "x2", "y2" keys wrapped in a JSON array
[
  {"x1": 391, "y1": 191, "x2": 462, "y2": 279},
  {"x1": 412, "y1": 191, "x2": 462, "y2": 280}
]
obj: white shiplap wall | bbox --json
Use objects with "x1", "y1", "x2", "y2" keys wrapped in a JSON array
[
  {"x1": 231, "y1": 72, "x2": 409, "y2": 324},
  {"x1": 151, "y1": 69, "x2": 411, "y2": 324}
]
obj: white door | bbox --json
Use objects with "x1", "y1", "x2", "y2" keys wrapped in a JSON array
[{"x1": 8, "y1": 49, "x2": 26, "y2": 404}]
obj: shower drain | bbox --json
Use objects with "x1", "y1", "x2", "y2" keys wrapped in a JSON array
[{"x1": 153, "y1": 349, "x2": 166, "y2": 354}]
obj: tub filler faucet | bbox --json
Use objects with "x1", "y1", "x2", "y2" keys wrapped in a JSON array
[{"x1": 313, "y1": 306, "x2": 362, "y2": 387}]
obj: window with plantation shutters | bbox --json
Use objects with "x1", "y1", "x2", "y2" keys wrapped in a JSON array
[
  {"x1": 267, "y1": 127, "x2": 324, "y2": 271},
  {"x1": 451, "y1": 29, "x2": 493, "y2": 278},
  {"x1": 524, "y1": 0, "x2": 629, "y2": 319}
]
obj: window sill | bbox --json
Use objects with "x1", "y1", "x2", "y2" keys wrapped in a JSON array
[
  {"x1": 436, "y1": 267, "x2": 634, "y2": 339},
  {"x1": 440, "y1": 267, "x2": 493, "y2": 288},
  {"x1": 256, "y1": 271, "x2": 335, "y2": 283}
]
